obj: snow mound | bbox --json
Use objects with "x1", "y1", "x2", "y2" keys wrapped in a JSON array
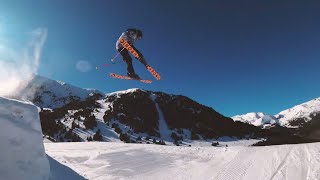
[{"x1": 0, "y1": 97, "x2": 50, "y2": 180}]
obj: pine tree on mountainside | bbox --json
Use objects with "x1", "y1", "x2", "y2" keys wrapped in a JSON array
[
  {"x1": 191, "y1": 130, "x2": 200, "y2": 140},
  {"x1": 120, "y1": 133, "x2": 130, "y2": 143},
  {"x1": 71, "y1": 121, "x2": 79, "y2": 129},
  {"x1": 93, "y1": 129, "x2": 103, "y2": 141},
  {"x1": 84, "y1": 115, "x2": 97, "y2": 130}
]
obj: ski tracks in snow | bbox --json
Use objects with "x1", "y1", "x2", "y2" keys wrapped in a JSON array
[
  {"x1": 306, "y1": 144, "x2": 320, "y2": 180},
  {"x1": 89, "y1": 148, "x2": 177, "y2": 180},
  {"x1": 212, "y1": 144, "x2": 318, "y2": 180},
  {"x1": 213, "y1": 147, "x2": 256, "y2": 180},
  {"x1": 270, "y1": 144, "x2": 314, "y2": 180},
  {"x1": 269, "y1": 147, "x2": 294, "y2": 180}
]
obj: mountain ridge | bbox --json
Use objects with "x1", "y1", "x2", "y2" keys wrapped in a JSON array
[
  {"x1": 11, "y1": 74, "x2": 320, "y2": 146},
  {"x1": 21, "y1": 75, "x2": 265, "y2": 145},
  {"x1": 232, "y1": 97, "x2": 320, "y2": 128}
]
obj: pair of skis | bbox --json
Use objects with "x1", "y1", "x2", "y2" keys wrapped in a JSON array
[{"x1": 109, "y1": 38, "x2": 161, "y2": 84}]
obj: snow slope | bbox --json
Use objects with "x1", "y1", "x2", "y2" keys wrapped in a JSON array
[
  {"x1": 150, "y1": 93, "x2": 172, "y2": 142},
  {"x1": 232, "y1": 97, "x2": 320, "y2": 128},
  {"x1": 0, "y1": 97, "x2": 49, "y2": 180},
  {"x1": 45, "y1": 141, "x2": 320, "y2": 180}
]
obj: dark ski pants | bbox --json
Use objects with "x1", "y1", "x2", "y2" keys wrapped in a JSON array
[
  {"x1": 118, "y1": 47, "x2": 145, "y2": 74},
  {"x1": 118, "y1": 48, "x2": 135, "y2": 74}
]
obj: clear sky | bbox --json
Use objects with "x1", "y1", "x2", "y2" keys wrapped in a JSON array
[{"x1": 0, "y1": 0, "x2": 320, "y2": 117}]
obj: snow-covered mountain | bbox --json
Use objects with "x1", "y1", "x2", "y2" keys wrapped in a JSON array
[
  {"x1": 40, "y1": 87, "x2": 266, "y2": 145},
  {"x1": 9, "y1": 74, "x2": 318, "y2": 145},
  {"x1": 9, "y1": 75, "x2": 262, "y2": 144},
  {"x1": 276, "y1": 98, "x2": 320, "y2": 127},
  {"x1": 232, "y1": 97, "x2": 320, "y2": 128},
  {"x1": 232, "y1": 112, "x2": 279, "y2": 127},
  {"x1": 13, "y1": 75, "x2": 102, "y2": 109}
]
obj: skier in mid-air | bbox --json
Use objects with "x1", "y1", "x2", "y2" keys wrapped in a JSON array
[{"x1": 116, "y1": 28, "x2": 146, "y2": 79}]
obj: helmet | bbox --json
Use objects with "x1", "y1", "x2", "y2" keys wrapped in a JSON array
[
  {"x1": 136, "y1": 29, "x2": 143, "y2": 39},
  {"x1": 126, "y1": 28, "x2": 143, "y2": 40}
]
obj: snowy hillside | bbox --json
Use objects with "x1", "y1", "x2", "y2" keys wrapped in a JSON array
[
  {"x1": 45, "y1": 141, "x2": 320, "y2": 180},
  {"x1": 232, "y1": 97, "x2": 320, "y2": 128},
  {"x1": 14, "y1": 74, "x2": 102, "y2": 108},
  {"x1": 0, "y1": 97, "x2": 49, "y2": 180}
]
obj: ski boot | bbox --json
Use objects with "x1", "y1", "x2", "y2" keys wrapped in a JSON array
[{"x1": 127, "y1": 72, "x2": 140, "y2": 79}]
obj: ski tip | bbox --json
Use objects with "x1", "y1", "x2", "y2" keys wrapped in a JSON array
[{"x1": 140, "y1": 79, "x2": 152, "y2": 83}]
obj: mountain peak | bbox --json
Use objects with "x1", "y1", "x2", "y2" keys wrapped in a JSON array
[
  {"x1": 233, "y1": 97, "x2": 320, "y2": 128},
  {"x1": 232, "y1": 112, "x2": 278, "y2": 127},
  {"x1": 15, "y1": 74, "x2": 103, "y2": 108},
  {"x1": 276, "y1": 97, "x2": 320, "y2": 127}
]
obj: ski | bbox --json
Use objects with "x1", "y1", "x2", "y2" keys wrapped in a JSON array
[
  {"x1": 145, "y1": 64, "x2": 161, "y2": 80},
  {"x1": 119, "y1": 37, "x2": 161, "y2": 80},
  {"x1": 109, "y1": 73, "x2": 152, "y2": 84}
]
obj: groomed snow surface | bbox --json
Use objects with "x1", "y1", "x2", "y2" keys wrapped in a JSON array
[{"x1": 45, "y1": 142, "x2": 320, "y2": 180}]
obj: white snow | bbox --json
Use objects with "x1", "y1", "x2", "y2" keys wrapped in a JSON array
[
  {"x1": 0, "y1": 97, "x2": 50, "y2": 180},
  {"x1": 47, "y1": 155, "x2": 86, "y2": 180},
  {"x1": 105, "y1": 88, "x2": 144, "y2": 97},
  {"x1": 45, "y1": 141, "x2": 320, "y2": 180},
  {"x1": 184, "y1": 137, "x2": 262, "y2": 147}
]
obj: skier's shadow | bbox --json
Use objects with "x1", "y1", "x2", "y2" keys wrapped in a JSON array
[{"x1": 47, "y1": 155, "x2": 87, "y2": 180}]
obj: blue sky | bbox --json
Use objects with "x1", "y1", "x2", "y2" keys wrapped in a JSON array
[{"x1": 0, "y1": 0, "x2": 320, "y2": 117}]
